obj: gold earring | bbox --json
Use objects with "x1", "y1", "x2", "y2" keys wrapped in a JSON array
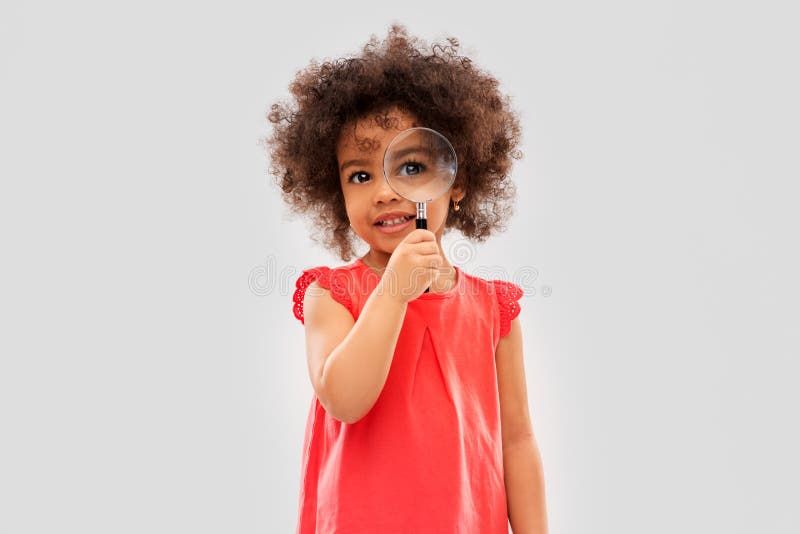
[{"x1": 453, "y1": 199, "x2": 460, "y2": 212}]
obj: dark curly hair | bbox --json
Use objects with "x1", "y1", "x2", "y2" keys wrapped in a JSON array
[{"x1": 264, "y1": 24, "x2": 523, "y2": 261}]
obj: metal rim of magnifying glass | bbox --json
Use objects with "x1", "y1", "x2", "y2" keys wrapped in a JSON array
[{"x1": 382, "y1": 127, "x2": 458, "y2": 202}]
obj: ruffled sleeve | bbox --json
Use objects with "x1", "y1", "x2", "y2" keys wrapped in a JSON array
[
  {"x1": 491, "y1": 279, "x2": 524, "y2": 338},
  {"x1": 292, "y1": 266, "x2": 355, "y2": 325}
]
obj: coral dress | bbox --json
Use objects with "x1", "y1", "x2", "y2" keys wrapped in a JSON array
[{"x1": 292, "y1": 258, "x2": 523, "y2": 533}]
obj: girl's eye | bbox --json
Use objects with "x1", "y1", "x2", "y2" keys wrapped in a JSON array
[
  {"x1": 398, "y1": 160, "x2": 425, "y2": 177},
  {"x1": 348, "y1": 171, "x2": 371, "y2": 184}
]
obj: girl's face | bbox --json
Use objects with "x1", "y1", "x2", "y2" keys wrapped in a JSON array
[{"x1": 336, "y1": 107, "x2": 464, "y2": 260}]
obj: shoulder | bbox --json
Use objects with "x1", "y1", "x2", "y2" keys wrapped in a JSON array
[
  {"x1": 292, "y1": 262, "x2": 360, "y2": 324},
  {"x1": 454, "y1": 268, "x2": 496, "y2": 296},
  {"x1": 457, "y1": 269, "x2": 523, "y2": 300},
  {"x1": 457, "y1": 269, "x2": 524, "y2": 338}
]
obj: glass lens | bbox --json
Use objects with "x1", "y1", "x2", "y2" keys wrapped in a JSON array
[{"x1": 383, "y1": 128, "x2": 457, "y2": 203}]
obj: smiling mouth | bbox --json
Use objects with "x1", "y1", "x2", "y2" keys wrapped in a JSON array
[{"x1": 374, "y1": 215, "x2": 416, "y2": 227}]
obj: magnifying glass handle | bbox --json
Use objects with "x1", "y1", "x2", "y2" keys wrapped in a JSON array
[{"x1": 415, "y1": 202, "x2": 430, "y2": 293}]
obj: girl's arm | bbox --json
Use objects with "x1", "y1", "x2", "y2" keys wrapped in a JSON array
[
  {"x1": 496, "y1": 316, "x2": 549, "y2": 534},
  {"x1": 303, "y1": 278, "x2": 407, "y2": 424}
]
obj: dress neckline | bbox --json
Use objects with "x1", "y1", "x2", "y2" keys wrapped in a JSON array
[{"x1": 354, "y1": 258, "x2": 461, "y2": 300}]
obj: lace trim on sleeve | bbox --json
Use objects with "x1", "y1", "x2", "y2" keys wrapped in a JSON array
[
  {"x1": 492, "y1": 279, "x2": 524, "y2": 338},
  {"x1": 292, "y1": 266, "x2": 354, "y2": 325}
]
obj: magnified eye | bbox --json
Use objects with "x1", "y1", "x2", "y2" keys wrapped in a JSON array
[{"x1": 398, "y1": 160, "x2": 425, "y2": 177}]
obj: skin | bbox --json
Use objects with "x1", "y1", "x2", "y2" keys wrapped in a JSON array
[
  {"x1": 336, "y1": 106, "x2": 465, "y2": 292},
  {"x1": 497, "y1": 317, "x2": 549, "y2": 533}
]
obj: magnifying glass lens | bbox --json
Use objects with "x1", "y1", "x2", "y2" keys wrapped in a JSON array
[{"x1": 383, "y1": 128, "x2": 457, "y2": 203}]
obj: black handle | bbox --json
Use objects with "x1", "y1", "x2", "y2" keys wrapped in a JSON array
[{"x1": 415, "y1": 217, "x2": 430, "y2": 293}]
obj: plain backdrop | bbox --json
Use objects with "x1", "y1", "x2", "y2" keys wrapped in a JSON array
[{"x1": 1, "y1": 1, "x2": 798, "y2": 533}]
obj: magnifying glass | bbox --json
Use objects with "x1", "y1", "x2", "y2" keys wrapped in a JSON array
[{"x1": 383, "y1": 127, "x2": 457, "y2": 293}]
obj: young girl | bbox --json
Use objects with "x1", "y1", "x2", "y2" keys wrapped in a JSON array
[{"x1": 267, "y1": 24, "x2": 548, "y2": 534}]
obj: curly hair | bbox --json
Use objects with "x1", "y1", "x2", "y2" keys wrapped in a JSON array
[{"x1": 264, "y1": 23, "x2": 523, "y2": 261}]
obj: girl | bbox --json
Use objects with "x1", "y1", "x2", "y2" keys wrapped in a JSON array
[{"x1": 267, "y1": 24, "x2": 548, "y2": 534}]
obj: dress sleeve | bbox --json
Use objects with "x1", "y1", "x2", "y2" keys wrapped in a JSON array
[
  {"x1": 491, "y1": 279, "x2": 524, "y2": 338},
  {"x1": 292, "y1": 266, "x2": 355, "y2": 325}
]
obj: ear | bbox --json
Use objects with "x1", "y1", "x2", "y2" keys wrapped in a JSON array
[{"x1": 451, "y1": 183, "x2": 466, "y2": 203}]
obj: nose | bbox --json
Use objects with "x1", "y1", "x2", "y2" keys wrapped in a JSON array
[{"x1": 372, "y1": 173, "x2": 401, "y2": 205}]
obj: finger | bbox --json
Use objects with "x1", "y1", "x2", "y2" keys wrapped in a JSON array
[
  {"x1": 403, "y1": 229, "x2": 437, "y2": 244},
  {"x1": 411, "y1": 241, "x2": 440, "y2": 255}
]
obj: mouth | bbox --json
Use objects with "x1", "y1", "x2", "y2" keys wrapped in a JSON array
[{"x1": 374, "y1": 214, "x2": 416, "y2": 234}]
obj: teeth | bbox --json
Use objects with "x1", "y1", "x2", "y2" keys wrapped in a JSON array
[{"x1": 378, "y1": 215, "x2": 412, "y2": 226}]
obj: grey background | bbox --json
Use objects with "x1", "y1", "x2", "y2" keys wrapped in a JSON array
[{"x1": 1, "y1": 0, "x2": 798, "y2": 532}]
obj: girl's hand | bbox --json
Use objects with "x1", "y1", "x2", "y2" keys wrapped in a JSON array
[{"x1": 381, "y1": 229, "x2": 443, "y2": 303}]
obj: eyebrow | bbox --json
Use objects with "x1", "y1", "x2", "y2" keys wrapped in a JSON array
[
  {"x1": 388, "y1": 146, "x2": 434, "y2": 161},
  {"x1": 339, "y1": 146, "x2": 434, "y2": 173},
  {"x1": 340, "y1": 158, "x2": 372, "y2": 173}
]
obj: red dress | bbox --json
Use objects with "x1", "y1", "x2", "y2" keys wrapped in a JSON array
[{"x1": 292, "y1": 258, "x2": 523, "y2": 533}]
